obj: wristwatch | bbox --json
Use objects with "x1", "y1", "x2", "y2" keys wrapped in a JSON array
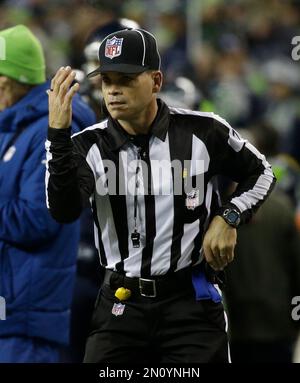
[{"x1": 220, "y1": 208, "x2": 241, "y2": 228}]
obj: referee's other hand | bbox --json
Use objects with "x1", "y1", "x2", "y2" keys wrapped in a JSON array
[
  {"x1": 47, "y1": 66, "x2": 80, "y2": 129},
  {"x1": 202, "y1": 216, "x2": 237, "y2": 271}
]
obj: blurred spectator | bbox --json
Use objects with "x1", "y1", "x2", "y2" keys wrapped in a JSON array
[
  {"x1": 246, "y1": 1, "x2": 300, "y2": 61},
  {"x1": 261, "y1": 58, "x2": 300, "y2": 137},
  {"x1": 160, "y1": 76, "x2": 202, "y2": 109},
  {"x1": 68, "y1": 0, "x2": 124, "y2": 69},
  {"x1": 250, "y1": 123, "x2": 300, "y2": 212},
  {"x1": 158, "y1": 1, "x2": 196, "y2": 84},
  {"x1": 280, "y1": 118, "x2": 300, "y2": 231},
  {"x1": 283, "y1": 118, "x2": 300, "y2": 168},
  {"x1": 209, "y1": 34, "x2": 264, "y2": 127},
  {"x1": 0, "y1": 24, "x2": 95, "y2": 362},
  {"x1": 243, "y1": 123, "x2": 300, "y2": 231},
  {"x1": 224, "y1": 128, "x2": 300, "y2": 363},
  {"x1": 225, "y1": 189, "x2": 300, "y2": 362}
]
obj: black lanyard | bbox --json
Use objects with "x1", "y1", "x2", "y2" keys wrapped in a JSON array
[
  {"x1": 131, "y1": 148, "x2": 141, "y2": 248},
  {"x1": 129, "y1": 135, "x2": 150, "y2": 248}
]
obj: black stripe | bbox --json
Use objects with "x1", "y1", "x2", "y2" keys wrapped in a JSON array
[
  {"x1": 140, "y1": 145, "x2": 156, "y2": 277},
  {"x1": 109, "y1": 177, "x2": 129, "y2": 273},
  {"x1": 91, "y1": 197, "x2": 107, "y2": 266},
  {"x1": 191, "y1": 184, "x2": 217, "y2": 265},
  {"x1": 191, "y1": 209, "x2": 207, "y2": 265},
  {"x1": 96, "y1": 142, "x2": 129, "y2": 273},
  {"x1": 168, "y1": 117, "x2": 193, "y2": 272}
]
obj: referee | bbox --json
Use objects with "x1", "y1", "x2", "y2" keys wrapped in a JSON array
[{"x1": 46, "y1": 28, "x2": 275, "y2": 363}]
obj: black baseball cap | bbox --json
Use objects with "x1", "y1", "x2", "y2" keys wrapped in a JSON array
[{"x1": 87, "y1": 28, "x2": 161, "y2": 76}]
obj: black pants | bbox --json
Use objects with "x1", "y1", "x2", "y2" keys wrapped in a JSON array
[{"x1": 83, "y1": 282, "x2": 229, "y2": 363}]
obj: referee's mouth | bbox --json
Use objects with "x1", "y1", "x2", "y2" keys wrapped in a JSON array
[{"x1": 108, "y1": 101, "x2": 127, "y2": 108}]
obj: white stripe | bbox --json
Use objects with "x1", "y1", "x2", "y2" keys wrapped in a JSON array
[
  {"x1": 169, "y1": 106, "x2": 229, "y2": 129},
  {"x1": 86, "y1": 143, "x2": 105, "y2": 180},
  {"x1": 224, "y1": 310, "x2": 232, "y2": 363},
  {"x1": 231, "y1": 170, "x2": 274, "y2": 212},
  {"x1": 94, "y1": 193, "x2": 122, "y2": 269},
  {"x1": 87, "y1": 143, "x2": 122, "y2": 267},
  {"x1": 214, "y1": 284, "x2": 222, "y2": 297},
  {"x1": 149, "y1": 133, "x2": 175, "y2": 275},
  {"x1": 169, "y1": 106, "x2": 215, "y2": 118},
  {"x1": 204, "y1": 181, "x2": 213, "y2": 230},
  {"x1": 170, "y1": 106, "x2": 232, "y2": 125},
  {"x1": 230, "y1": 141, "x2": 274, "y2": 213},
  {"x1": 190, "y1": 134, "x2": 210, "y2": 176},
  {"x1": 169, "y1": 107, "x2": 234, "y2": 135},
  {"x1": 209, "y1": 112, "x2": 232, "y2": 130},
  {"x1": 93, "y1": 223, "x2": 100, "y2": 253},
  {"x1": 71, "y1": 120, "x2": 108, "y2": 138},
  {"x1": 86, "y1": 143, "x2": 99, "y2": 180},
  {"x1": 178, "y1": 219, "x2": 200, "y2": 270},
  {"x1": 45, "y1": 139, "x2": 52, "y2": 209},
  {"x1": 141, "y1": 29, "x2": 161, "y2": 70},
  {"x1": 245, "y1": 140, "x2": 271, "y2": 169},
  {"x1": 135, "y1": 30, "x2": 146, "y2": 66}
]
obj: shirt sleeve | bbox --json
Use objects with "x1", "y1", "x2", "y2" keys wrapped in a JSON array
[
  {"x1": 45, "y1": 127, "x2": 95, "y2": 223},
  {"x1": 210, "y1": 116, "x2": 276, "y2": 224}
]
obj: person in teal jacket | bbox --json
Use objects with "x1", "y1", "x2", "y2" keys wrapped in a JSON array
[{"x1": 0, "y1": 25, "x2": 96, "y2": 362}]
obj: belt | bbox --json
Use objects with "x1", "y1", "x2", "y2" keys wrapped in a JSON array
[{"x1": 103, "y1": 267, "x2": 193, "y2": 298}]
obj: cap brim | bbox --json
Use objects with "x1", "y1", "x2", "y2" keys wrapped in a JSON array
[
  {"x1": 86, "y1": 67, "x2": 101, "y2": 78},
  {"x1": 87, "y1": 64, "x2": 149, "y2": 78}
]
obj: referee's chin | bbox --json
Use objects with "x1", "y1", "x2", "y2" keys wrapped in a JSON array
[
  {"x1": 107, "y1": 104, "x2": 129, "y2": 118},
  {"x1": 108, "y1": 110, "x2": 128, "y2": 120}
]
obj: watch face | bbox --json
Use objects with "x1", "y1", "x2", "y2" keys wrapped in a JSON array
[
  {"x1": 223, "y1": 208, "x2": 240, "y2": 226},
  {"x1": 227, "y1": 211, "x2": 239, "y2": 224}
]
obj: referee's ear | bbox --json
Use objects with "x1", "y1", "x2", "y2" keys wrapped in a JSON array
[{"x1": 152, "y1": 70, "x2": 163, "y2": 94}]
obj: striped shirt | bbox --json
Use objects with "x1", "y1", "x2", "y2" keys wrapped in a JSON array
[{"x1": 45, "y1": 100, "x2": 275, "y2": 278}]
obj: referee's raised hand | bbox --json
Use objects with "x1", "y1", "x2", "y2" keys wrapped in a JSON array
[{"x1": 47, "y1": 66, "x2": 80, "y2": 129}]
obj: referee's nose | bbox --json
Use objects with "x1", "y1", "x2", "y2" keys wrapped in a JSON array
[{"x1": 108, "y1": 86, "x2": 122, "y2": 96}]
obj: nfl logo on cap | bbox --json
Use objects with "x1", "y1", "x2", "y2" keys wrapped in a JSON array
[{"x1": 105, "y1": 36, "x2": 123, "y2": 59}]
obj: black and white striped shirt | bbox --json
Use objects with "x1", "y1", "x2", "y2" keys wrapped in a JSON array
[{"x1": 45, "y1": 100, "x2": 275, "y2": 278}]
